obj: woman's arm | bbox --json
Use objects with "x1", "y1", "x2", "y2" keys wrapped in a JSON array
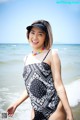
[
  {"x1": 51, "y1": 50, "x2": 73, "y2": 120},
  {"x1": 13, "y1": 89, "x2": 29, "y2": 107},
  {"x1": 7, "y1": 89, "x2": 29, "y2": 116}
]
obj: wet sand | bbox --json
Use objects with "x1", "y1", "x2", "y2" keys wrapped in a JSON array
[{"x1": 72, "y1": 103, "x2": 80, "y2": 120}]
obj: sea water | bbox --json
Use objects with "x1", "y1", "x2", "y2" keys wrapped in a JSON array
[{"x1": 0, "y1": 43, "x2": 80, "y2": 120}]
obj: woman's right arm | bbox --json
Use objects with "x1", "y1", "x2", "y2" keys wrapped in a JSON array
[{"x1": 7, "y1": 89, "x2": 29, "y2": 116}]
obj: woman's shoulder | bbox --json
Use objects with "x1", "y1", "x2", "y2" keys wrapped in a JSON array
[
  {"x1": 49, "y1": 48, "x2": 59, "y2": 58},
  {"x1": 51, "y1": 48, "x2": 58, "y2": 55},
  {"x1": 50, "y1": 48, "x2": 60, "y2": 64},
  {"x1": 23, "y1": 53, "x2": 32, "y2": 63}
]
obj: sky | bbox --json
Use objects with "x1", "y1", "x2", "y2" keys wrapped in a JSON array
[{"x1": 0, "y1": 0, "x2": 80, "y2": 44}]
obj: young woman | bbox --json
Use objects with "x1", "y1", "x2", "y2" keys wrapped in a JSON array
[{"x1": 7, "y1": 20, "x2": 73, "y2": 120}]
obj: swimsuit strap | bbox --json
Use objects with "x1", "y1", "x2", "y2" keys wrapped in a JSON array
[
  {"x1": 24, "y1": 55, "x2": 28, "y2": 65},
  {"x1": 42, "y1": 49, "x2": 51, "y2": 62}
]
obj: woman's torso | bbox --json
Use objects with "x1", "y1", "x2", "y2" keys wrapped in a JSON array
[{"x1": 23, "y1": 49, "x2": 60, "y2": 118}]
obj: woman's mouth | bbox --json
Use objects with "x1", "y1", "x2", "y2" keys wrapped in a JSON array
[{"x1": 32, "y1": 40, "x2": 39, "y2": 45}]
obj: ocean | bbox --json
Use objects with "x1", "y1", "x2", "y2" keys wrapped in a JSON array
[{"x1": 0, "y1": 43, "x2": 80, "y2": 120}]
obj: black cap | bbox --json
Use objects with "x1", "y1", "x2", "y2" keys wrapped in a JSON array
[{"x1": 26, "y1": 23, "x2": 47, "y2": 33}]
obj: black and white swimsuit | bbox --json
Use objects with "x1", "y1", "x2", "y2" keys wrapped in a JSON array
[{"x1": 23, "y1": 50, "x2": 60, "y2": 120}]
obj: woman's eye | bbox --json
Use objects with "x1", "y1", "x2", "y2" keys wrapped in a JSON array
[
  {"x1": 30, "y1": 30, "x2": 35, "y2": 34},
  {"x1": 38, "y1": 33, "x2": 43, "y2": 36},
  {"x1": 31, "y1": 32, "x2": 34, "y2": 34}
]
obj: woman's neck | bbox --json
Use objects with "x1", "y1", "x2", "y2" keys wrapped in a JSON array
[{"x1": 32, "y1": 47, "x2": 45, "y2": 56}]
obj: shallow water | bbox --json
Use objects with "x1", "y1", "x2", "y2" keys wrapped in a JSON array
[{"x1": 0, "y1": 43, "x2": 80, "y2": 120}]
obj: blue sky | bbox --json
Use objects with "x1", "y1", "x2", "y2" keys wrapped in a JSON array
[{"x1": 0, "y1": 0, "x2": 80, "y2": 44}]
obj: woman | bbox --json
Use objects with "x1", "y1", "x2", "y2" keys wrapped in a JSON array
[{"x1": 7, "y1": 20, "x2": 73, "y2": 120}]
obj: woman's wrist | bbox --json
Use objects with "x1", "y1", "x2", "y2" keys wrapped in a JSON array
[
  {"x1": 65, "y1": 107, "x2": 73, "y2": 116},
  {"x1": 13, "y1": 100, "x2": 20, "y2": 108}
]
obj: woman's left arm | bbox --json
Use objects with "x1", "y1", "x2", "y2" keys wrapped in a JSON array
[{"x1": 51, "y1": 50, "x2": 73, "y2": 120}]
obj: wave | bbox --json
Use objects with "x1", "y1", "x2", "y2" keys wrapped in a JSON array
[
  {"x1": 0, "y1": 79, "x2": 80, "y2": 108},
  {"x1": 65, "y1": 79, "x2": 80, "y2": 107},
  {"x1": 0, "y1": 59, "x2": 23, "y2": 65},
  {"x1": 0, "y1": 80, "x2": 80, "y2": 120}
]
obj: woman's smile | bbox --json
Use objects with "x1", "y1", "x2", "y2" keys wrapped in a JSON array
[{"x1": 31, "y1": 40, "x2": 39, "y2": 45}]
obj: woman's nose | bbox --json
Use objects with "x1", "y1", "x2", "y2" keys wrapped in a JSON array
[{"x1": 33, "y1": 34, "x2": 38, "y2": 39}]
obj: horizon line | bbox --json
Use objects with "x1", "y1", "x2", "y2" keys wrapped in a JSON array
[{"x1": 0, "y1": 43, "x2": 80, "y2": 45}]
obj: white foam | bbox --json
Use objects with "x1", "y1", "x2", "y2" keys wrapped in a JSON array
[
  {"x1": 65, "y1": 79, "x2": 80, "y2": 107},
  {"x1": 11, "y1": 98, "x2": 32, "y2": 120},
  {"x1": 0, "y1": 88, "x2": 9, "y2": 92},
  {"x1": 63, "y1": 47, "x2": 67, "y2": 50},
  {"x1": 0, "y1": 80, "x2": 80, "y2": 120}
]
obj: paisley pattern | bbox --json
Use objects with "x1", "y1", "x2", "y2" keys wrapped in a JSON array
[{"x1": 23, "y1": 61, "x2": 60, "y2": 118}]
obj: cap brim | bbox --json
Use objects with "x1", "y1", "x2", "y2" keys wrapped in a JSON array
[
  {"x1": 26, "y1": 24, "x2": 47, "y2": 33},
  {"x1": 26, "y1": 26, "x2": 33, "y2": 31}
]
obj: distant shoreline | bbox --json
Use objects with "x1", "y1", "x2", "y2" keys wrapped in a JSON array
[{"x1": 0, "y1": 43, "x2": 80, "y2": 45}]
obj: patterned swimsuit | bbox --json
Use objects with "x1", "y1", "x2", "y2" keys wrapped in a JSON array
[{"x1": 23, "y1": 50, "x2": 60, "y2": 120}]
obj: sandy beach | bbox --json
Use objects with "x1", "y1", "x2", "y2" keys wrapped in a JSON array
[{"x1": 72, "y1": 103, "x2": 80, "y2": 120}]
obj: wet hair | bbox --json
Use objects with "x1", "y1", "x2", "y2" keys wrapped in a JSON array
[{"x1": 26, "y1": 20, "x2": 53, "y2": 49}]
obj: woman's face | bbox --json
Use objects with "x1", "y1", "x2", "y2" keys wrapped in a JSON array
[{"x1": 28, "y1": 27, "x2": 46, "y2": 50}]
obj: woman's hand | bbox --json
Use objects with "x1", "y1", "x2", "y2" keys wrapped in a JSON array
[
  {"x1": 66, "y1": 110, "x2": 74, "y2": 120},
  {"x1": 66, "y1": 116, "x2": 73, "y2": 120},
  {"x1": 7, "y1": 90, "x2": 28, "y2": 117},
  {"x1": 7, "y1": 103, "x2": 17, "y2": 117}
]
